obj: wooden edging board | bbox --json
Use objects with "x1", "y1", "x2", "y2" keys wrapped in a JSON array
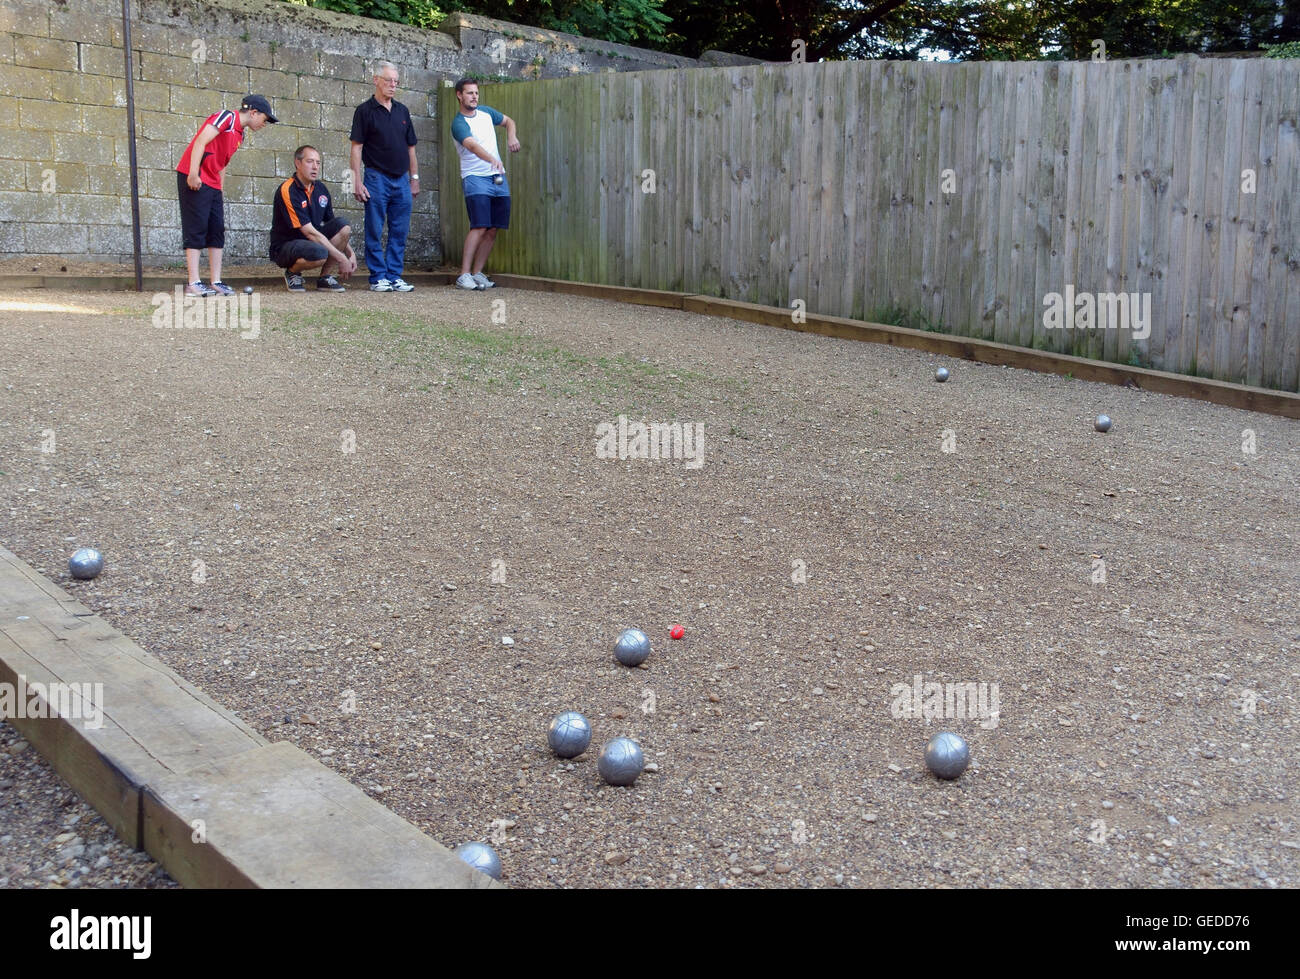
[
  {"x1": 2, "y1": 271, "x2": 1296, "y2": 418},
  {"x1": 491, "y1": 274, "x2": 1300, "y2": 419},
  {"x1": 0, "y1": 545, "x2": 499, "y2": 889}
]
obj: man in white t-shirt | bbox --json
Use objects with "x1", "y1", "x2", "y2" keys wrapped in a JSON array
[{"x1": 451, "y1": 78, "x2": 521, "y2": 290}]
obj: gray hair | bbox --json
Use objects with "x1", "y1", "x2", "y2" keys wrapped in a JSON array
[{"x1": 373, "y1": 60, "x2": 398, "y2": 79}]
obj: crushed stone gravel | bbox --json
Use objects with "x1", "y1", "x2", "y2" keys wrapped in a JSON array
[{"x1": 0, "y1": 283, "x2": 1296, "y2": 889}]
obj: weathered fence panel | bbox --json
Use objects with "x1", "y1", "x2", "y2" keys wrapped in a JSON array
[{"x1": 439, "y1": 56, "x2": 1300, "y2": 391}]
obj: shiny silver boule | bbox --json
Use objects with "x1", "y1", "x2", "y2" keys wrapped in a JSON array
[
  {"x1": 547, "y1": 711, "x2": 592, "y2": 759},
  {"x1": 454, "y1": 841, "x2": 502, "y2": 880},
  {"x1": 935, "y1": 367, "x2": 949, "y2": 383},
  {"x1": 68, "y1": 547, "x2": 104, "y2": 580},
  {"x1": 925, "y1": 732, "x2": 970, "y2": 780},
  {"x1": 597, "y1": 737, "x2": 644, "y2": 786},
  {"x1": 614, "y1": 628, "x2": 651, "y2": 666},
  {"x1": 243, "y1": 285, "x2": 254, "y2": 295},
  {"x1": 1095, "y1": 414, "x2": 1112, "y2": 433},
  {"x1": 493, "y1": 173, "x2": 504, "y2": 185}
]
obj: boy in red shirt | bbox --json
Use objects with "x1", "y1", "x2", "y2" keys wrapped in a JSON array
[{"x1": 176, "y1": 95, "x2": 277, "y2": 296}]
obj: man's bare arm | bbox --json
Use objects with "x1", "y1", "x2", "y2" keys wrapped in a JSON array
[
  {"x1": 298, "y1": 222, "x2": 354, "y2": 272},
  {"x1": 350, "y1": 141, "x2": 369, "y2": 201},
  {"x1": 501, "y1": 115, "x2": 521, "y2": 153},
  {"x1": 186, "y1": 124, "x2": 219, "y2": 189},
  {"x1": 461, "y1": 137, "x2": 504, "y2": 171}
]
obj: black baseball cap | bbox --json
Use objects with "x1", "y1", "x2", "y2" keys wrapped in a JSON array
[{"x1": 240, "y1": 94, "x2": 278, "y2": 123}]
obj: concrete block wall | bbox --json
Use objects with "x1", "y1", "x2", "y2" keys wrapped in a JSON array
[{"x1": 0, "y1": 0, "x2": 742, "y2": 267}]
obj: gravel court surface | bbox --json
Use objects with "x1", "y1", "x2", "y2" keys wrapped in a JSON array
[
  {"x1": 0, "y1": 284, "x2": 1297, "y2": 889},
  {"x1": 0, "y1": 720, "x2": 177, "y2": 889}
]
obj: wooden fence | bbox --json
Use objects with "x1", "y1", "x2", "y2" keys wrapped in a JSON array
[{"x1": 439, "y1": 56, "x2": 1300, "y2": 392}]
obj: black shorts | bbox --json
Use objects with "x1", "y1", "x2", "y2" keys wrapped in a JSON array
[
  {"x1": 177, "y1": 172, "x2": 224, "y2": 250},
  {"x1": 270, "y1": 218, "x2": 349, "y2": 268}
]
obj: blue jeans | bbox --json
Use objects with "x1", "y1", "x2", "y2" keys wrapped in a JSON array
[{"x1": 363, "y1": 168, "x2": 412, "y2": 284}]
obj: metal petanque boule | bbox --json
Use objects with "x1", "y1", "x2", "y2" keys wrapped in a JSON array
[
  {"x1": 454, "y1": 841, "x2": 502, "y2": 880},
  {"x1": 597, "y1": 737, "x2": 644, "y2": 786},
  {"x1": 547, "y1": 711, "x2": 592, "y2": 759},
  {"x1": 243, "y1": 286, "x2": 254, "y2": 295},
  {"x1": 614, "y1": 628, "x2": 651, "y2": 666},
  {"x1": 68, "y1": 547, "x2": 104, "y2": 580},
  {"x1": 1095, "y1": 414, "x2": 1112, "y2": 433},
  {"x1": 925, "y1": 732, "x2": 970, "y2": 780},
  {"x1": 935, "y1": 367, "x2": 949, "y2": 383}
]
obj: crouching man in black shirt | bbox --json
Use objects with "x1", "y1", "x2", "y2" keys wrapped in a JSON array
[{"x1": 270, "y1": 145, "x2": 357, "y2": 292}]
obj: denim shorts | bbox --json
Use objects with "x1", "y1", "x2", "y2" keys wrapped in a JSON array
[
  {"x1": 463, "y1": 174, "x2": 510, "y2": 197},
  {"x1": 463, "y1": 174, "x2": 511, "y2": 229}
]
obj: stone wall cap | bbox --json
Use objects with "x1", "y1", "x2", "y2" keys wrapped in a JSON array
[
  {"x1": 438, "y1": 8, "x2": 697, "y2": 67},
  {"x1": 134, "y1": 0, "x2": 458, "y2": 51},
  {"x1": 698, "y1": 50, "x2": 771, "y2": 66}
]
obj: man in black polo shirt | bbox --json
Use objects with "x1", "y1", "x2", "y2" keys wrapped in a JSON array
[
  {"x1": 269, "y1": 145, "x2": 356, "y2": 292},
  {"x1": 349, "y1": 60, "x2": 419, "y2": 293}
]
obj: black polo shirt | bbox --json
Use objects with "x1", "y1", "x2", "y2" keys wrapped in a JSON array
[
  {"x1": 349, "y1": 96, "x2": 417, "y2": 177},
  {"x1": 269, "y1": 176, "x2": 337, "y2": 252}
]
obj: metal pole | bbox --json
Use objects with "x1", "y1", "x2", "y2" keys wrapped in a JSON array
[{"x1": 121, "y1": 0, "x2": 143, "y2": 291}]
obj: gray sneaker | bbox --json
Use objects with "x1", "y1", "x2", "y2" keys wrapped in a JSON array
[
  {"x1": 456, "y1": 273, "x2": 483, "y2": 290},
  {"x1": 210, "y1": 281, "x2": 236, "y2": 296},
  {"x1": 472, "y1": 272, "x2": 496, "y2": 289},
  {"x1": 185, "y1": 281, "x2": 218, "y2": 297}
]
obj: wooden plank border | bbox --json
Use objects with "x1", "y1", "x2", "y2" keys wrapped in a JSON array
[{"x1": 0, "y1": 544, "x2": 502, "y2": 889}]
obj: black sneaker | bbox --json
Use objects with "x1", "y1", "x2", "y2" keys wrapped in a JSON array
[
  {"x1": 317, "y1": 274, "x2": 345, "y2": 292},
  {"x1": 284, "y1": 270, "x2": 305, "y2": 292}
]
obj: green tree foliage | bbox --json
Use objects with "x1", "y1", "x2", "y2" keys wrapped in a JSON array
[
  {"x1": 1041, "y1": 0, "x2": 1296, "y2": 60},
  {"x1": 287, "y1": 0, "x2": 446, "y2": 31},
  {"x1": 538, "y1": 0, "x2": 671, "y2": 44},
  {"x1": 657, "y1": 0, "x2": 1300, "y2": 61},
  {"x1": 447, "y1": 0, "x2": 671, "y2": 44},
  {"x1": 284, "y1": 0, "x2": 1300, "y2": 59}
]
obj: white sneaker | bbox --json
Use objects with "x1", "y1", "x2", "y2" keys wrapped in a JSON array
[
  {"x1": 456, "y1": 273, "x2": 483, "y2": 291},
  {"x1": 391, "y1": 277, "x2": 415, "y2": 292},
  {"x1": 472, "y1": 272, "x2": 496, "y2": 289},
  {"x1": 370, "y1": 278, "x2": 393, "y2": 292}
]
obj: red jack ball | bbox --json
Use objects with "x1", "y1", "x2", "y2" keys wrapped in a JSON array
[{"x1": 669, "y1": 624, "x2": 684, "y2": 640}]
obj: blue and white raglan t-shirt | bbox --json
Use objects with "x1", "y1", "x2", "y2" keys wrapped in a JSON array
[{"x1": 451, "y1": 107, "x2": 504, "y2": 179}]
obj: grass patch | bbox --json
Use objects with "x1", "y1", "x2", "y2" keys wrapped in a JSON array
[
  {"x1": 1126, "y1": 347, "x2": 1151, "y2": 370},
  {"x1": 270, "y1": 306, "x2": 739, "y2": 409}
]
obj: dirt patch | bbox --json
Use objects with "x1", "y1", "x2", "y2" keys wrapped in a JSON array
[{"x1": 1, "y1": 285, "x2": 1296, "y2": 888}]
